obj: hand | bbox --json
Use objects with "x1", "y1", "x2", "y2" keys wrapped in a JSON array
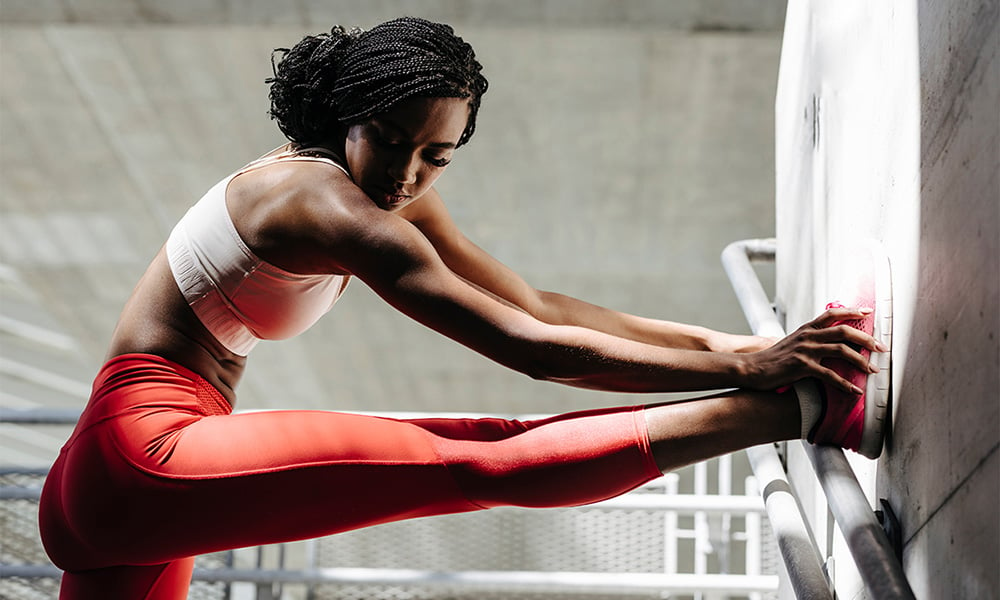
[{"x1": 743, "y1": 305, "x2": 888, "y2": 394}]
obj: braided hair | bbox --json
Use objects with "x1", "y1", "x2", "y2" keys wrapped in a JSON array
[{"x1": 267, "y1": 17, "x2": 488, "y2": 148}]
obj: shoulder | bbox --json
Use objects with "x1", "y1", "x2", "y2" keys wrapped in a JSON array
[
  {"x1": 228, "y1": 159, "x2": 408, "y2": 274},
  {"x1": 230, "y1": 157, "x2": 352, "y2": 202}
]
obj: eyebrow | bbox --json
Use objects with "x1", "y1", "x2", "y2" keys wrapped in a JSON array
[{"x1": 377, "y1": 118, "x2": 458, "y2": 149}]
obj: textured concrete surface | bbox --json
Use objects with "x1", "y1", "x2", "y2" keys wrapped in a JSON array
[
  {"x1": 0, "y1": 7, "x2": 782, "y2": 467},
  {"x1": 0, "y1": 0, "x2": 787, "y2": 31},
  {"x1": 774, "y1": 0, "x2": 998, "y2": 598}
]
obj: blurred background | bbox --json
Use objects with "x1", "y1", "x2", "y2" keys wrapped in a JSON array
[{"x1": 0, "y1": 0, "x2": 784, "y2": 426}]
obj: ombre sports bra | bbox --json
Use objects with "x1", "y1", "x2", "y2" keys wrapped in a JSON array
[{"x1": 165, "y1": 147, "x2": 352, "y2": 356}]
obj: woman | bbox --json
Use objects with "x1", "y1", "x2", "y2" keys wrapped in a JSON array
[{"x1": 38, "y1": 17, "x2": 886, "y2": 599}]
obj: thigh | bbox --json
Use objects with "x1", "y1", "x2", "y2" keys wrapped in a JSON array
[
  {"x1": 50, "y1": 402, "x2": 657, "y2": 568},
  {"x1": 57, "y1": 409, "x2": 480, "y2": 566}
]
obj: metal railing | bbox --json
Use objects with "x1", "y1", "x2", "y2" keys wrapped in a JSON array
[{"x1": 721, "y1": 237, "x2": 916, "y2": 600}]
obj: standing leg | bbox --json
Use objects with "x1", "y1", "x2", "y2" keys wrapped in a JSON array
[{"x1": 58, "y1": 558, "x2": 194, "y2": 600}]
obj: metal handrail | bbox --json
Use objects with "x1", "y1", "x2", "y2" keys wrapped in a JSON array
[
  {"x1": 742, "y1": 444, "x2": 831, "y2": 599},
  {"x1": 721, "y1": 238, "x2": 916, "y2": 600},
  {"x1": 0, "y1": 563, "x2": 778, "y2": 595}
]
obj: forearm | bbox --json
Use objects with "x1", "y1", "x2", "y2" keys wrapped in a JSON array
[
  {"x1": 513, "y1": 322, "x2": 752, "y2": 393},
  {"x1": 534, "y1": 290, "x2": 725, "y2": 352},
  {"x1": 353, "y1": 223, "x2": 760, "y2": 393},
  {"x1": 386, "y1": 272, "x2": 753, "y2": 394}
]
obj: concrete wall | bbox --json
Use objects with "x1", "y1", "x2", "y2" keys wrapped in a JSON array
[
  {"x1": 0, "y1": 6, "x2": 784, "y2": 443},
  {"x1": 0, "y1": 21, "x2": 785, "y2": 417},
  {"x1": 774, "y1": 0, "x2": 998, "y2": 598}
]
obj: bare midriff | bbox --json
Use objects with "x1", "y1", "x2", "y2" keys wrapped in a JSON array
[{"x1": 106, "y1": 247, "x2": 246, "y2": 407}]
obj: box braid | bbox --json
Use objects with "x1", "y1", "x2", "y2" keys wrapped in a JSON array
[{"x1": 267, "y1": 17, "x2": 488, "y2": 148}]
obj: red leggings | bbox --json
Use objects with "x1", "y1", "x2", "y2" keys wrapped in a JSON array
[{"x1": 39, "y1": 354, "x2": 660, "y2": 599}]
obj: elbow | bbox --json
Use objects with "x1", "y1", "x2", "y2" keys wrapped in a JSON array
[
  {"x1": 500, "y1": 332, "x2": 589, "y2": 384},
  {"x1": 502, "y1": 343, "x2": 561, "y2": 382}
]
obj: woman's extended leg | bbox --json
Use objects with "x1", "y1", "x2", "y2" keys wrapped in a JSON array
[
  {"x1": 644, "y1": 390, "x2": 800, "y2": 472},
  {"x1": 40, "y1": 356, "x2": 661, "y2": 577},
  {"x1": 40, "y1": 355, "x2": 801, "y2": 599}
]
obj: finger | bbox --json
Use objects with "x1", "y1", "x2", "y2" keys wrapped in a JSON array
[
  {"x1": 814, "y1": 324, "x2": 888, "y2": 353},
  {"x1": 814, "y1": 364, "x2": 865, "y2": 395},
  {"x1": 792, "y1": 333, "x2": 875, "y2": 375},
  {"x1": 831, "y1": 342, "x2": 880, "y2": 374},
  {"x1": 809, "y1": 305, "x2": 873, "y2": 328},
  {"x1": 853, "y1": 331, "x2": 889, "y2": 353}
]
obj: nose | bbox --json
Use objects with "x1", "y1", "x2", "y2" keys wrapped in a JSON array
[{"x1": 387, "y1": 152, "x2": 419, "y2": 186}]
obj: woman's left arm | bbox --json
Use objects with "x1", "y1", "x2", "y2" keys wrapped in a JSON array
[{"x1": 403, "y1": 189, "x2": 772, "y2": 354}]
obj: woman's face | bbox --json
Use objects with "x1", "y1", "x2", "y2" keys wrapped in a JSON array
[{"x1": 344, "y1": 96, "x2": 470, "y2": 211}]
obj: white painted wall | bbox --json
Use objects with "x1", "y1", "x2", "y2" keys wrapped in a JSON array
[{"x1": 774, "y1": 0, "x2": 998, "y2": 598}]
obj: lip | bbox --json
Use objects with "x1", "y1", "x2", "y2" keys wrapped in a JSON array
[{"x1": 378, "y1": 188, "x2": 411, "y2": 209}]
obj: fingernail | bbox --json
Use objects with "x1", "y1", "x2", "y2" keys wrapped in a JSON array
[
  {"x1": 859, "y1": 307, "x2": 874, "y2": 314},
  {"x1": 869, "y1": 364, "x2": 880, "y2": 373},
  {"x1": 876, "y1": 342, "x2": 889, "y2": 352},
  {"x1": 853, "y1": 385, "x2": 864, "y2": 395}
]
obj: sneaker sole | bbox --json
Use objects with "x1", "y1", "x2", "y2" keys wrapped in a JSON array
[{"x1": 857, "y1": 241, "x2": 892, "y2": 459}]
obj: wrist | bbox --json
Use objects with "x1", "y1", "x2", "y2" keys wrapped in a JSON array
[{"x1": 731, "y1": 352, "x2": 760, "y2": 389}]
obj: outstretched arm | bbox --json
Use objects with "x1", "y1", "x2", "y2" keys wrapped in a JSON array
[
  {"x1": 403, "y1": 188, "x2": 773, "y2": 353},
  {"x1": 277, "y1": 184, "x2": 879, "y2": 395}
]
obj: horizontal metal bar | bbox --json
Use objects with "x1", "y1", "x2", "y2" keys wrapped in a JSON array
[
  {"x1": 0, "y1": 466, "x2": 50, "y2": 476},
  {"x1": 721, "y1": 238, "x2": 916, "y2": 600},
  {"x1": 0, "y1": 486, "x2": 43, "y2": 500},
  {"x1": 0, "y1": 407, "x2": 82, "y2": 424},
  {"x1": 0, "y1": 565, "x2": 63, "y2": 579},
  {"x1": 593, "y1": 492, "x2": 764, "y2": 513},
  {"x1": 0, "y1": 564, "x2": 777, "y2": 594}
]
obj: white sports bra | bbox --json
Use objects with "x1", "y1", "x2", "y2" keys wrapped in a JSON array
[{"x1": 166, "y1": 146, "x2": 351, "y2": 356}]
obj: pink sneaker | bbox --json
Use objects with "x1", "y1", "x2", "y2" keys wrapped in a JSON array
[{"x1": 807, "y1": 244, "x2": 892, "y2": 459}]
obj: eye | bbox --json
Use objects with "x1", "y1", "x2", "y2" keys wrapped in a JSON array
[{"x1": 426, "y1": 155, "x2": 452, "y2": 168}]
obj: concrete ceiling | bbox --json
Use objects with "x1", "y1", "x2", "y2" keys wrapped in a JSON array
[{"x1": 1, "y1": 0, "x2": 785, "y2": 30}]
